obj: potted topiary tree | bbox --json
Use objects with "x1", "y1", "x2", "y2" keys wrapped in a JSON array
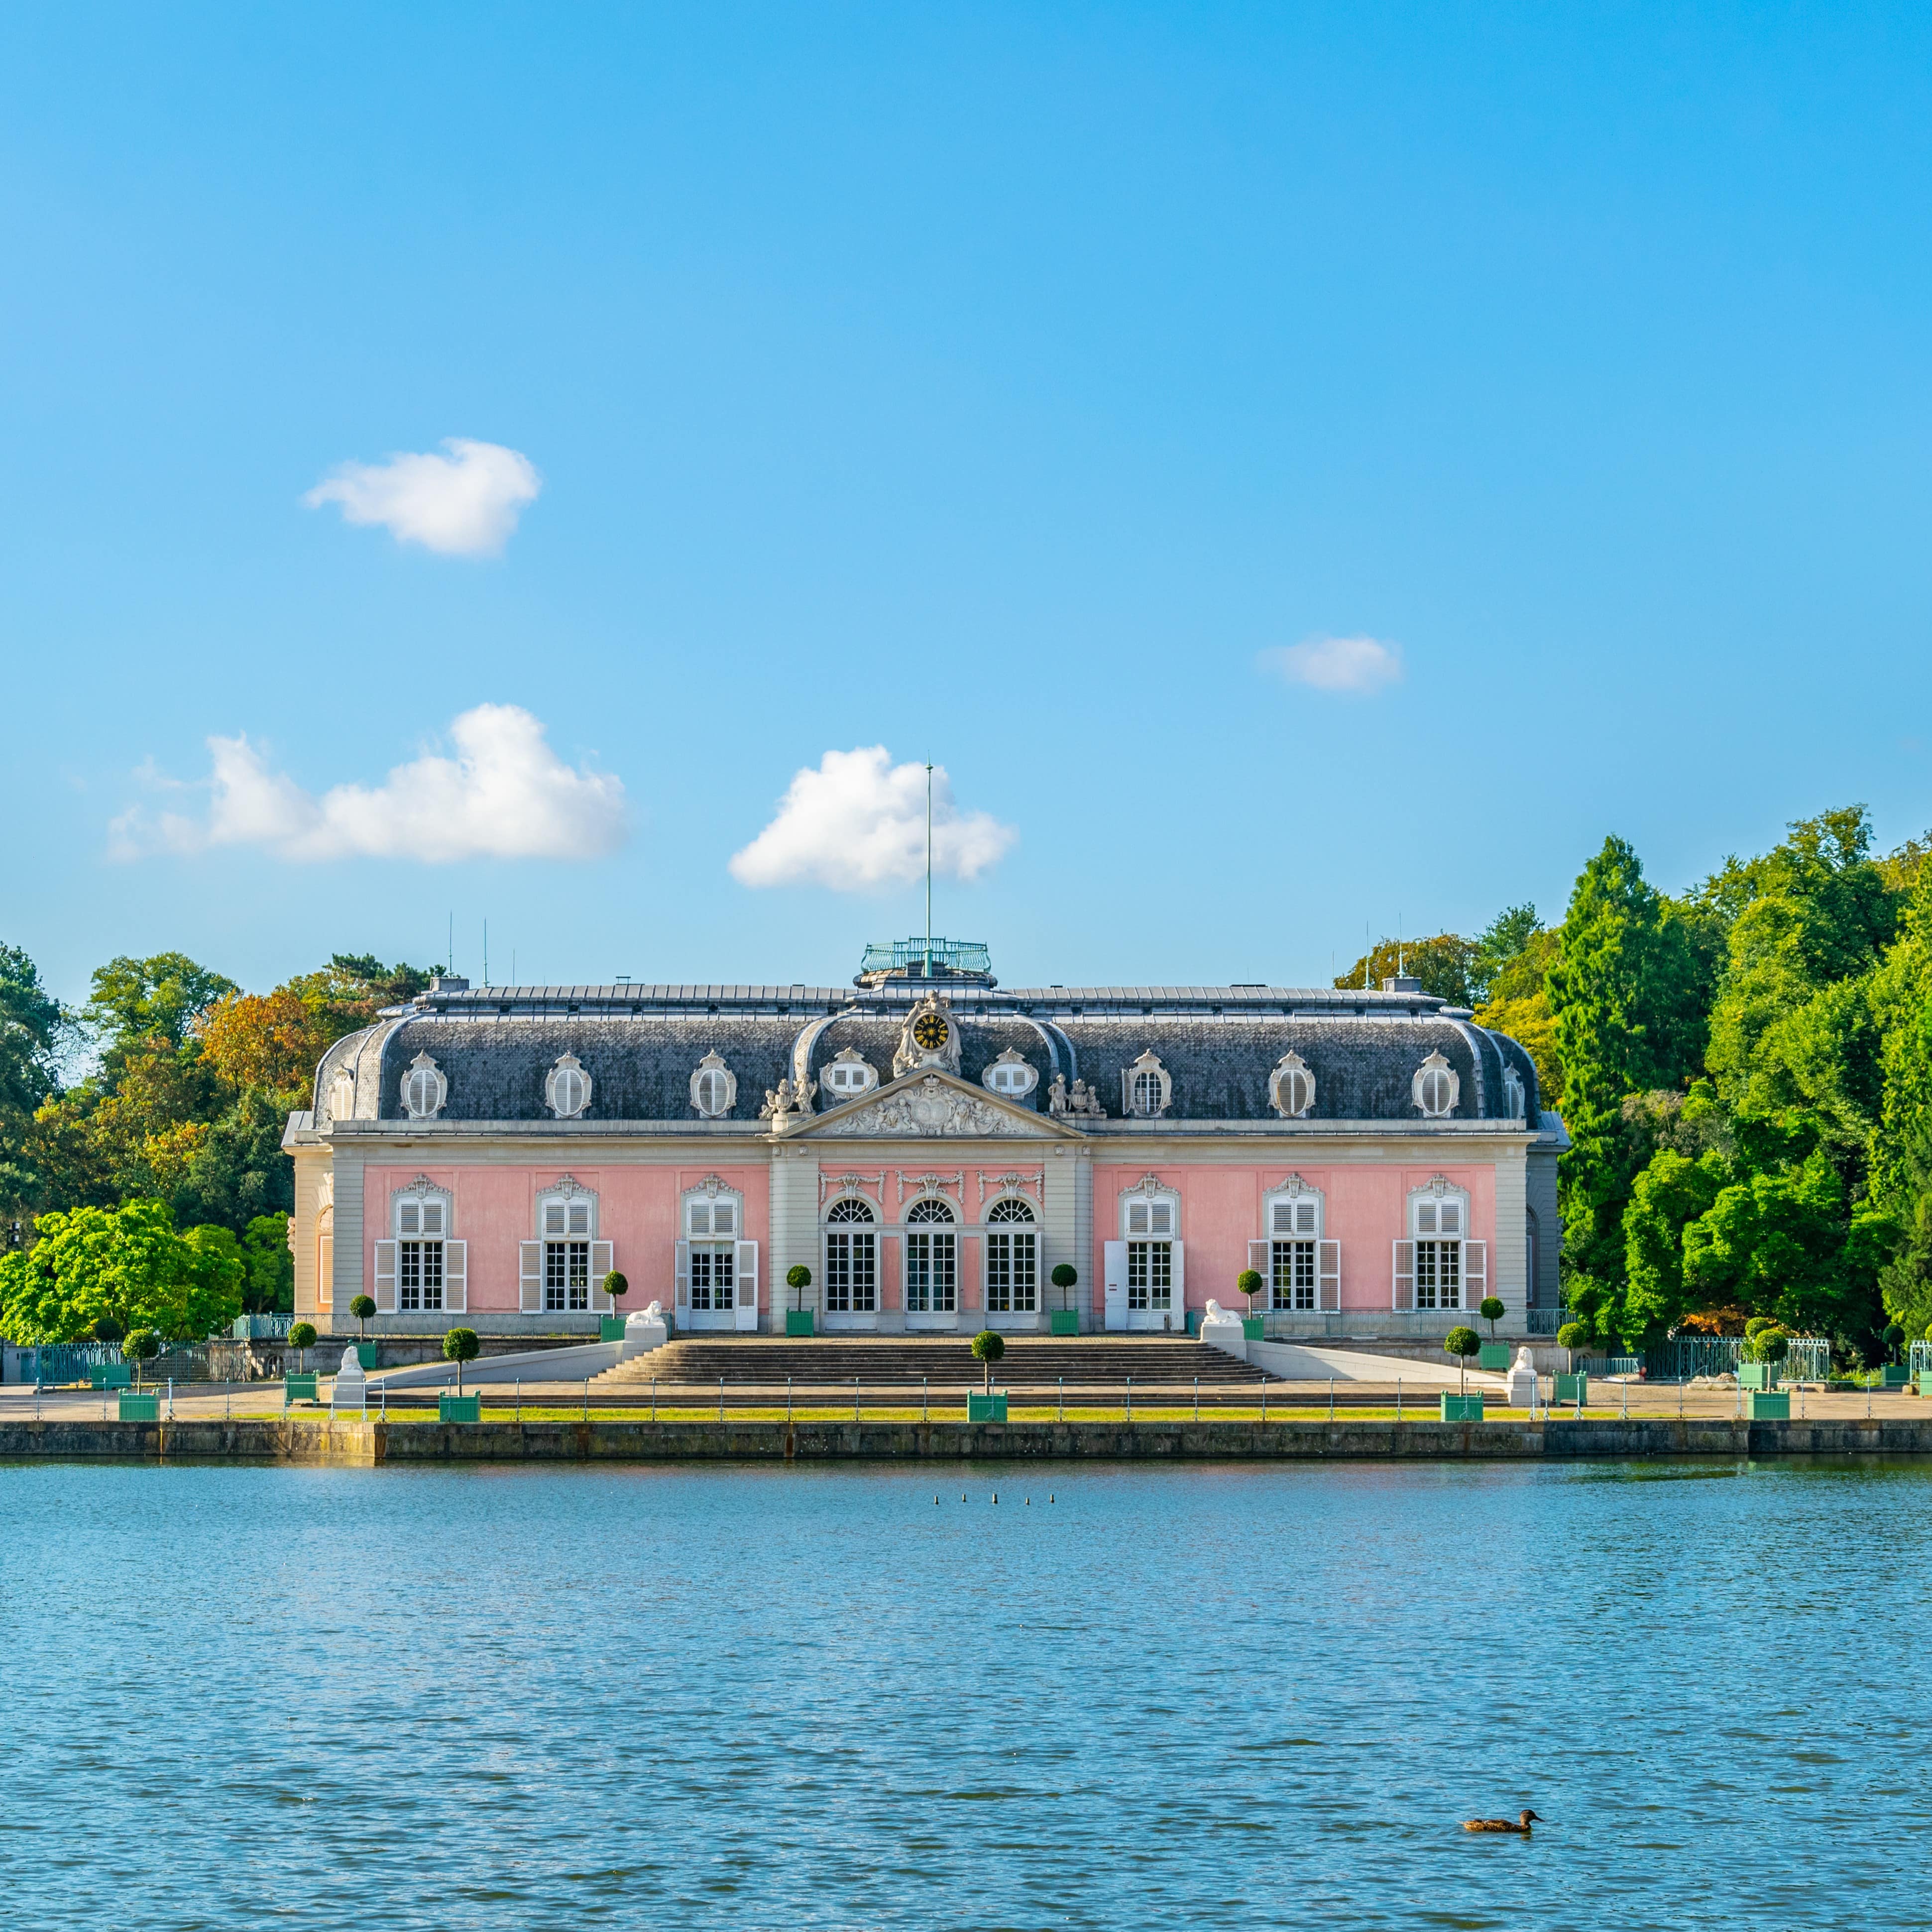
[
  {"x1": 1049, "y1": 1263, "x2": 1079, "y2": 1335},
  {"x1": 442, "y1": 1327, "x2": 480, "y2": 1416},
  {"x1": 1236, "y1": 1268, "x2": 1263, "y2": 1341},
  {"x1": 1555, "y1": 1320, "x2": 1589, "y2": 1407},
  {"x1": 1740, "y1": 1318, "x2": 1784, "y2": 1390},
  {"x1": 1882, "y1": 1321, "x2": 1909, "y2": 1388},
  {"x1": 1442, "y1": 1324, "x2": 1482, "y2": 1420},
  {"x1": 123, "y1": 1328, "x2": 159, "y2": 1388},
  {"x1": 786, "y1": 1263, "x2": 814, "y2": 1336},
  {"x1": 1477, "y1": 1296, "x2": 1509, "y2": 1370},
  {"x1": 287, "y1": 1321, "x2": 317, "y2": 1372},
  {"x1": 969, "y1": 1329, "x2": 1007, "y2": 1421},
  {"x1": 601, "y1": 1269, "x2": 629, "y2": 1341},
  {"x1": 349, "y1": 1294, "x2": 377, "y2": 1370}
]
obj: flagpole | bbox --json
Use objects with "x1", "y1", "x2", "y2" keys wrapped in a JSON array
[{"x1": 924, "y1": 761, "x2": 933, "y2": 979}]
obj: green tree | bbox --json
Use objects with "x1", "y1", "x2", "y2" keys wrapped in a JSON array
[
  {"x1": 1334, "y1": 933, "x2": 1479, "y2": 1008},
  {"x1": 241, "y1": 1214, "x2": 295, "y2": 1312},
  {"x1": 1443, "y1": 1325, "x2": 1481, "y2": 1394},
  {"x1": 971, "y1": 1328, "x2": 1005, "y2": 1393},
  {"x1": 443, "y1": 1325, "x2": 480, "y2": 1394},
  {"x1": 83, "y1": 953, "x2": 236, "y2": 1067},
  {"x1": 1548, "y1": 836, "x2": 1707, "y2": 1341},
  {"x1": 1622, "y1": 1149, "x2": 1730, "y2": 1338},
  {"x1": 0, "y1": 1198, "x2": 242, "y2": 1343},
  {"x1": 0, "y1": 941, "x2": 68, "y2": 1213}
]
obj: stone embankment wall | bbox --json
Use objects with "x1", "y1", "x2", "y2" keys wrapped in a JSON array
[{"x1": 5, "y1": 1417, "x2": 1932, "y2": 1463}]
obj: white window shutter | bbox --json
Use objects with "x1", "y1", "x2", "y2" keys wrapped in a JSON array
[
  {"x1": 1392, "y1": 1239, "x2": 1414, "y2": 1311},
  {"x1": 443, "y1": 1240, "x2": 467, "y2": 1314},
  {"x1": 590, "y1": 1239, "x2": 614, "y2": 1312},
  {"x1": 675, "y1": 1240, "x2": 691, "y2": 1308},
  {"x1": 520, "y1": 1241, "x2": 542, "y2": 1313},
  {"x1": 317, "y1": 1238, "x2": 333, "y2": 1311},
  {"x1": 1103, "y1": 1240, "x2": 1127, "y2": 1331},
  {"x1": 735, "y1": 1240, "x2": 758, "y2": 1331},
  {"x1": 1318, "y1": 1240, "x2": 1341, "y2": 1313},
  {"x1": 374, "y1": 1240, "x2": 398, "y2": 1315},
  {"x1": 1247, "y1": 1238, "x2": 1270, "y2": 1281},
  {"x1": 1464, "y1": 1240, "x2": 1487, "y2": 1303},
  {"x1": 1170, "y1": 1240, "x2": 1185, "y2": 1316}
]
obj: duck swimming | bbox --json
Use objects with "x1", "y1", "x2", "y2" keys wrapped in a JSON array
[{"x1": 1464, "y1": 1810, "x2": 1541, "y2": 1834}]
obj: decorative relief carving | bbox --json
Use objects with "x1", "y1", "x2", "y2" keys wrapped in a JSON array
[
  {"x1": 819, "y1": 1170, "x2": 884, "y2": 1207},
  {"x1": 1047, "y1": 1073, "x2": 1105, "y2": 1118},
  {"x1": 759, "y1": 1075, "x2": 818, "y2": 1123},
  {"x1": 977, "y1": 1168, "x2": 1043, "y2": 1206},
  {"x1": 897, "y1": 1169, "x2": 965, "y2": 1206},
  {"x1": 821, "y1": 1075, "x2": 1037, "y2": 1138}
]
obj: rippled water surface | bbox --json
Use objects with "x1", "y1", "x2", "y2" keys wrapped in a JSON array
[{"x1": 3, "y1": 1456, "x2": 1928, "y2": 1929}]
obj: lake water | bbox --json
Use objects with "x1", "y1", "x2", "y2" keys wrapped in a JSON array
[{"x1": 2, "y1": 1456, "x2": 1926, "y2": 1929}]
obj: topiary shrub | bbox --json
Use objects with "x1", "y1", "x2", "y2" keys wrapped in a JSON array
[
  {"x1": 1745, "y1": 1328, "x2": 1790, "y2": 1369},
  {"x1": 123, "y1": 1327, "x2": 160, "y2": 1386},
  {"x1": 603, "y1": 1270, "x2": 629, "y2": 1317},
  {"x1": 1444, "y1": 1325, "x2": 1482, "y2": 1396},
  {"x1": 442, "y1": 1326, "x2": 480, "y2": 1395},
  {"x1": 1884, "y1": 1321, "x2": 1907, "y2": 1365},
  {"x1": 1744, "y1": 1316, "x2": 1779, "y2": 1343},
  {"x1": 1556, "y1": 1320, "x2": 1588, "y2": 1368},
  {"x1": 971, "y1": 1328, "x2": 1006, "y2": 1393},
  {"x1": 92, "y1": 1316, "x2": 124, "y2": 1345},
  {"x1": 1050, "y1": 1262, "x2": 1077, "y2": 1310},
  {"x1": 349, "y1": 1293, "x2": 375, "y2": 1339},
  {"x1": 786, "y1": 1263, "x2": 811, "y2": 1311},
  {"x1": 287, "y1": 1320, "x2": 317, "y2": 1371},
  {"x1": 1236, "y1": 1268, "x2": 1263, "y2": 1317},
  {"x1": 1479, "y1": 1296, "x2": 1504, "y2": 1340}
]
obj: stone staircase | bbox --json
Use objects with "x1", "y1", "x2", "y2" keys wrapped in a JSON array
[{"x1": 598, "y1": 1334, "x2": 1270, "y2": 1389}]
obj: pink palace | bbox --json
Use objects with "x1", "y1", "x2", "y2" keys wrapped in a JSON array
[{"x1": 285, "y1": 939, "x2": 1568, "y2": 1344}]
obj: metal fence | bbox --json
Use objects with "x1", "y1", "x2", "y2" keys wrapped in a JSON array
[
  {"x1": 1646, "y1": 1335, "x2": 1831, "y2": 1382},
  {"x1": 1576, "y1": 1355, "x2": 1643, "y2": 1378},
  {"x1": 231, "y1": 1313, "x2": 295, "y2": 1341}
]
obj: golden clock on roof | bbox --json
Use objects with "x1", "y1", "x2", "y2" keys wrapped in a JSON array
[{"x1": 913, "y1": 1011, "x2": 949, "y2": 1052}]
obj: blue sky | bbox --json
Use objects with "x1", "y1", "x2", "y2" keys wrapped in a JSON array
[{"x1": 5, "y1": 3, "x2": 1932, "y2": 1004}]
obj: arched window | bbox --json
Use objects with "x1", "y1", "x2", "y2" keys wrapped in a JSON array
[
  {"x1": 399, "y1": 1052, "x2": 446, "y2": 1121},
  {"x1": 982, "y1": 1050, "x2": 1038, "y2": 1102},
  {"x1": 1123, "y1": 1050, "x2": 1171, "y2": 1119},
  {"x1": 985, "y1": 1197, "x2": 1037, "y2": 1314},
  {"x1": 821, "y1": 1050, "x2": 878, "y2": 1101},
  {"x1": 690, "y1": 1051, "x2": 736, "y2": 1119},
  {"x1": 905, "y1": 1198, "x2": 956, "y2": 1315},
  {"x1": 546, "y1": 1054, "x2": 591, "y2": 1120},
  {"x1": 824, "y1": 1197, "x2": 877, "y2": 1315}
]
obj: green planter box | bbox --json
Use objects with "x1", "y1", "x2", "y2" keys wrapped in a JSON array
[
  {"x1": 1049, "y1": 1310, "x2": 1079, "y2": 1336},
  {"x1": 599, "y1": 1316, "x2": 627, "y2": 1342},
  {"x1": 1478, "y1": 1344, "x2": 1511, "y2": 1371},
  {"x1": 1554, "y1": 1372, "x2": 1588, "y2": 1404},
  {"x1": 785, "y1": 1310, "x2": 815, "y2": 1337},
  {"x1": 88, "y1": 1364, "x2": 132, "y2": 1390},
  {"x1": 283, "y1": 1372, "x2": 318, "y2": 1406},
  {"x1": 1747, "y1": 1390, "x2": 1790, "y2": 1420},
  {"x1": 1185, "y1": 1309, "x2": 1202, "y2": 1336},
  {"x1": 118, "y1": 1390, "x2": 159, "y2": 1422},
  {"x1": 966, "y1": 1392, "x2": 1008, "y2": 1422},
  {"x1": 1739, "y1": 1362, "x2": 1775, "y2": 1390},
  {"x1": 1439, "y1": 1393, "x2": 1484, "y2": 1422},
  {"x1": 1242, "y1": 1316, "x2": 1264, "y2": 1341},
  {"x1": 439, "y1": 1393, "x2": 481, "y2": 1424},
  {"x1": 1880, "y1": 1364, "x2": 1910, "y2": 1387},
  {"x1": 353, "y1": 1342, "x2": 379, "y2": 1370},
  {"x1": 1918, "y1": 1372, "x2": 1932, "y2": 1398}
]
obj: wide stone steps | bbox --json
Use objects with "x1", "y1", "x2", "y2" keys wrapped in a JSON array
[{"x1": 600, "y1": 1335, "x2": 1270, "y2": 1387}]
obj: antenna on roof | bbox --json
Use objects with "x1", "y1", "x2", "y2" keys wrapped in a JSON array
[
  {"x1": 448, "y1": 911, "x2": 454, "y2": 978},
  {"x1": 1398, "y1": 913, "x2": 1404, "y2": 978},
  {"x1": 924, "y1": 759, "x2": 934, "y2": 981},
  {"x1": 483, "y1": 919, "x2": 488, "y2": 989}
]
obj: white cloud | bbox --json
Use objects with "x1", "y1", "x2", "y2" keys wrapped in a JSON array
[
  {"x1": 303, "y1": 438, "x2": 541, "y2": 556},
  {"x1": 729, "y1": 747, "x2": 1017, "y2": 891},
  {"x1": 111, "y1": 704, "x2": 627, "y2": 863},
  {"x1": 1259, "y1": 634, "x2": 1405, "y2": 695}
]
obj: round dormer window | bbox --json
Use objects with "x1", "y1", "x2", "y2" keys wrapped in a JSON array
[
  {"x1": 1413, "y1": 1051, "x2": 1459, "y2": 1119},
  {"x1": 821, "y1": 1049, "x2": 878, "y2": 1100},
  {"x1": 981, "y1": 1049, "x2": 1038, "y2": 1102},
  {"x1": 690, "y1": 1050, "x2": 737, "y2": 1119}
]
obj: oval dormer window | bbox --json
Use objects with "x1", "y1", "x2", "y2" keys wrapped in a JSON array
[
  {"x1": 821, "y1": 1049, "x2": 878, "y2": 1101},
  {"x1": 1413, "y1": 1051, "x2": 1459, "y2": 1119},
  {"x1": 1269, "y1": 1050, "x2": 1315, "y2": 1120},
  {"x1": 400, "y1": 1052, "x2": 447, "y2": 1121},
  {"x1": 690, "y1": 1050, "x2": 737, "y2": 1119},
  {"x1": 981, "y1": 1049, "x2": 1038, "y2": 1102},
  {"x1": 546, "y1": 1053, "x2": 591, "y2": 1120}
]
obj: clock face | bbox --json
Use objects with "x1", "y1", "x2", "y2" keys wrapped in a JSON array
[{"x1": 912, "y1": 1012, "x2": 949, "y2": 1052}]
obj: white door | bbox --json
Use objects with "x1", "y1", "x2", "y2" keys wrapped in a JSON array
[
  {"x1": 734, "y1": 1241, "x2": 759, "y2": 1332},
  {"x1": 1126, "y1": 1239, "x2": 1176, "y2": 1331},
  {"x1": 1103, "y1": 1240, "x2": 1127, "y2": 1332}
]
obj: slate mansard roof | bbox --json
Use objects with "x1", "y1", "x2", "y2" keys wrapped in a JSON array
[{"x1": 305, "y1": 978, "x2": 1560, "y2": 1139}]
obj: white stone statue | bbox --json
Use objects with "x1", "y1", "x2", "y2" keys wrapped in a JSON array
[
  {"x1": 1505, "y1": 1345, "x2": 1537, "y2": 1412},
  {"x1": 1198, "y1": 1298, "x2": 1247, "y2": 1363},
  {"x1": 622, "y1": 1299, "x2": 670, "y2": 1358},
  {"x1": 331, "y1": 1343, "x2": 368, "y2": 1412}
]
